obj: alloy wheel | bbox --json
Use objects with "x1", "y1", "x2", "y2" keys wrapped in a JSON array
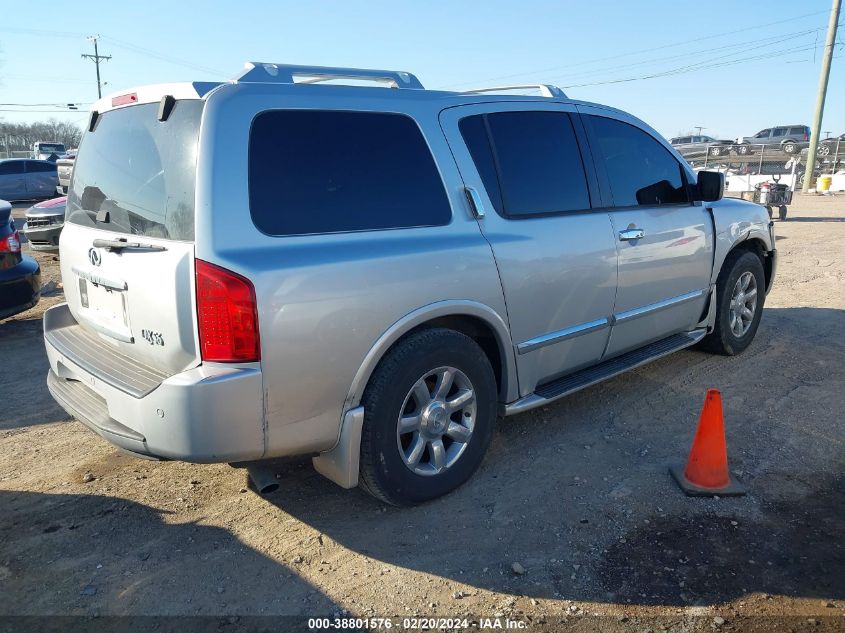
[{"x1": 396, "y1": 366, "x2": 476, "y2": 476}]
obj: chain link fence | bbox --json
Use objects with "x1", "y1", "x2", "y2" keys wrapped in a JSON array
[
  {"x1": 676, "y1": 139, "x2": 844, "y2": 193},
  {"x1": 0, "y1": 151, "x2": 34, "y2": 160}
]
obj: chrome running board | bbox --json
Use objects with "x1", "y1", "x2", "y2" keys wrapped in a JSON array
[{"x1": 504, "y1": 329, "x2": 707, "y2": 416}]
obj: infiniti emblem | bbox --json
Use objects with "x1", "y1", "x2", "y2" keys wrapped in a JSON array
[{"x1": 88, "y1": 247, "x2": 102, "y2": 267}]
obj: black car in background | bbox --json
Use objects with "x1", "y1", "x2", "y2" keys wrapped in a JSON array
[{"x1": 0, "y1": 200, "x2": 40, "y2": 320}]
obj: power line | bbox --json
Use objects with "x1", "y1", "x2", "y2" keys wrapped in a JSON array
[
  {"x1": 0, "y1": 26, "x2": 228, "y2": 78},
  {"x1": 0, "y1": 103, "x2": 91, "y2": 107},
  {"x1": 539, "y1": 25, "x2": 825, "y2": 86},
  {"x1": 559, "y1": 41, "x2": 830, "y2": 89},
  {"x1": 0, "y1": 109, "x2": 88, "y2": 113},
  {"x1": 99, "y1": 35, "x2": 229, "y2": 77},
  {"x1": 436, "y1": 8, "x2": 831, "y2": 89}
]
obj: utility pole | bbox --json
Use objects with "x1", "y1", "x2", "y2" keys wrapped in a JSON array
[
  {"x1": 81, "y1": 35, "x2": 112, "y2": 99},
  {"x1": 694, "y1": 126, "x2": 706, "y2": 136},
  {"x1": 802, "y1": 0, "x2": 840, "y2": 192}
]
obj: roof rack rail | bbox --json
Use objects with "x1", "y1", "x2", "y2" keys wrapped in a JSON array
[
  {"x1": 460, "y1": 84, "x2": 567, "y2": 98},
  {"x1": 234, "y1": 62, "x2": 425, "y2": 89}
]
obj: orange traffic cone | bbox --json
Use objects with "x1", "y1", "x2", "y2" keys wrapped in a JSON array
[{"x1": 670, "y1": 389, "x2": 746, "y2": 496}]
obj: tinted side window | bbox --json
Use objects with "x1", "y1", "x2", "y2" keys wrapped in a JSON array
[
  {"x1": 588, "y1": 116, "x2": 689, "y2": 207},
  {"x1": 789, "y1": 127, "x2": 806, "y2": 136},
  {"x1": 0, "y1": 161, "x2": 24, "y2": 175},
  {"x1": 27, "y1": 161, "x2": 57, "y2": 173},
  {"x1": 772, "y1": 128, "x2": 787, "y2": 138},
  {"x1": 755, "y1": 129, "x2": 770, "y2": 138},
  {"x1": 459, "y1": 115, "x2": 504, "y2": 216},
  {"x1": 460, "y1": 111, "x2": 590, "y2": 217},
  {"x1": 249, "y1": 111, "x2": 451, "y2": 236}
]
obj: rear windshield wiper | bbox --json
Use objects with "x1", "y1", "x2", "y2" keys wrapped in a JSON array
[{"x1": 92, "y1": 238, "x2": 167, "y2": 252}]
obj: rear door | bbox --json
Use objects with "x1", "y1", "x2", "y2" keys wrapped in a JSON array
[
  {"x1": 580, "y1": 110, "x2": 713, "y2": 358},
  {"x1": 440, "y1": 103, "x2": 618, "y2": 395},
  {"x1": 0, "y1": 161, "x2": 27, "y2": 200},
  {"x1": 25, "y1": 161, "x2": 57, "y2": 198},
  {"x1": 60, "y1": 100, "x2": 204, "y2": 376}
]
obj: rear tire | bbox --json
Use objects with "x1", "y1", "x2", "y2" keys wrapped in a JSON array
[
  {"x1": 358, "y1": 328, "x2": 497, "y2": 506},
  {"x1": 783, "y1": 141, "x2": 797, "y2": 154},
  {"x1": 699, "y1": 250, "x2": 766, "y2": 356}
]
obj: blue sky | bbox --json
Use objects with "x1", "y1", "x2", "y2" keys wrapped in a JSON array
[{"x1": 1, "y1": 0, "x2": 843, "y2": 139}]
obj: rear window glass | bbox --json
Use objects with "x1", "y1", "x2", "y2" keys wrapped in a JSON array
[
  {"x1": 249, "y1": 110, "x2": 451, "y2": 236},
  {"x1": 27, "y1": 161, "x2": 57, "y2": 173},
  {"x1": 0, "y1": 161, "x2": 24, "y2": 175},
  {"x1": 67, "y1": 101, "x2": 202, "y2": 241}
]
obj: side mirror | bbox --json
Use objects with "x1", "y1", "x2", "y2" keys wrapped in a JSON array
[{"x1": 695, "y1": 170, "x2": 724, "y2": 202}]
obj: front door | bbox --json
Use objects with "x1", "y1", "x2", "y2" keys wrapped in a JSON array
[
  {"x1": 440, "y1": 104, "x2": 618, "y2": 396},
  {"x1": 580, "y1": 109, "x2": 714, "y2": 358}
]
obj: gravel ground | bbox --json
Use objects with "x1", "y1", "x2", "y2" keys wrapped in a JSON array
[{"x1": 1, "y1": 195, "x2": 843, "y2": 632}]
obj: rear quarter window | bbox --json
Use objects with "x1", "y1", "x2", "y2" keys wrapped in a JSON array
[{"x1": 249, "y1": 110, "x2": 451, "y2": 236}]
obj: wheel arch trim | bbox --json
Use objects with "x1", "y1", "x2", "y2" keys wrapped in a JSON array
[
  {"x1": 343, "y1": 300, "x2": 518, "y2": 412},
  {"x1": 314, "y1": 300, "x2": 517, "y2": 490}
]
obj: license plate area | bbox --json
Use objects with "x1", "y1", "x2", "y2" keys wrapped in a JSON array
[{"x1": 77, "y1": 277, "x2": 133, "y2": 343}]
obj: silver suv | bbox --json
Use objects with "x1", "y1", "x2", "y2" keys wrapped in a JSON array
[{"x1": 43, "y1": 63, "x2": 776, "y2": 505}]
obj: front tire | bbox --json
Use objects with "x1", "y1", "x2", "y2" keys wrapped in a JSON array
[
  {"x1": 699, "y1": 250, "x2": 766, "y2": 355},
  {"x1": 358, "y1": 328, "x2": 497, "y2": 506}
]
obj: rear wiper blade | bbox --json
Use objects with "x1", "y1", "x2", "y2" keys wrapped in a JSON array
[{"x1": 92, "y1": 238, "x2": 167, "y2": 252}]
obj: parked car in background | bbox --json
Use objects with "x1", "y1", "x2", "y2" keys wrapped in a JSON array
[
  {"x1": 0, "y1": 160, "x2": 59, "y2": 202},
  {"x1": 23, "y1": 196, "x2": 66, "y2": 253},
  {"x1": 669, "y1": 135, "x2": 734, "y2": 158},
  {"x1": 817, "y1": 133, "x2": 844, "y2": 157},
  {"x1": 0, "y1": 200, "x2": 41, "y2": 320},
  {"x1": 31, "y1": 142, "x2": 67, "y2": 162},
  {"x1": 56, "y1": 156, "x2": 75, "y2": 195},
  {"x1": 43, "y1": 62, "x2": 776, "y2": 506},
  {"x1": 734, "y1": 125, "x2": 810, "y2": 155}
]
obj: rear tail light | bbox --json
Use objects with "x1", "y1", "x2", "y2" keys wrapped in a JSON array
[
  {"x1": 0, "y1": 231, "x2": 21, "y2": 253},
  {"x1": 195, "y1": 259, "x2": 260, "y2": 362}
]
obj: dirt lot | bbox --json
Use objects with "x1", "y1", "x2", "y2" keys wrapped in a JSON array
[{"x1": 1, "y1": 196, "x2": 843, "y2": 632}]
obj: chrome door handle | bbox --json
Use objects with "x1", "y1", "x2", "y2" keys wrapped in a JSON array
[
  {"x1": 619, "y1": 228, "x2": 644, "y2": 241},
  {"x1": 464, "y1": 186, "x2": 486, "y2": 219}
]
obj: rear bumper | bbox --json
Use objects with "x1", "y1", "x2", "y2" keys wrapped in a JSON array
[
  {"x1": 0, "y1": 256, "x2": 40, "y2": 320},
  {"x1": 43, "y1": 303, "x2": 265, "y2": 462}
]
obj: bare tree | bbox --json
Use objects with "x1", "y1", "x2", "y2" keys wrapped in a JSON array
[{"x1": 0, "y1": 119, "x2": 84, "y2": 153}]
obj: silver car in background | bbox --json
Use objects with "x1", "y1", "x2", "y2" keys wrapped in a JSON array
[
  {"x1": 23, "y1": 196, "x2": 66, "y2": 253},
  {"x1": 43, "y1": 63, "x2": 776, "y2": 506}
]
